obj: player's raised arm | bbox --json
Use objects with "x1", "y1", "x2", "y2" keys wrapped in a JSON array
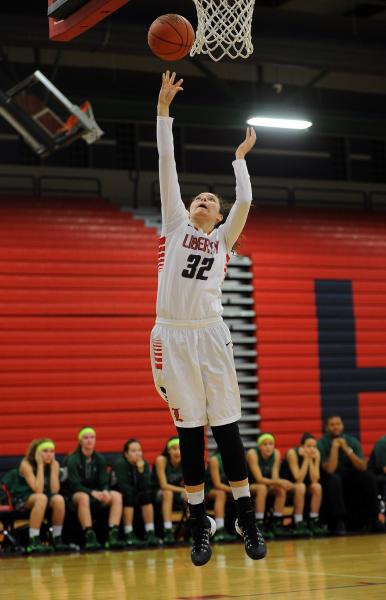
[
  {"x1": 222, "y1": 127, "x2": 256, "y2": 252},
  {"x1": 157, "y1": 71, "x2": 187, "y2": 235}
]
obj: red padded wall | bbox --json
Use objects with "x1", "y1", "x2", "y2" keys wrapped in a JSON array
[
  {"x1": 0, "y1": 196, "x2": 174, "y2": 461},
  {"x1": 2, "y1": 198, "x2": 385, "y2": 461},
  {"x1": 242, "y1": 206, "x2": 386, "y2": 457}
]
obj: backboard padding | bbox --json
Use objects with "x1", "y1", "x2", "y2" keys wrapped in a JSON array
[{"x1": 48, "y1": 0, "x2": 131, "y2": 42}]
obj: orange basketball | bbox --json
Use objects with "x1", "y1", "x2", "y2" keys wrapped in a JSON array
[{"x1": 148, "y1": 14, "x2": 195, "y2": 61}]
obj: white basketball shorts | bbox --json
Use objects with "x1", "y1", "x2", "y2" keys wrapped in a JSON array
[{"x1": 150, "y1": 317, "x2": 241, "y2": 428}]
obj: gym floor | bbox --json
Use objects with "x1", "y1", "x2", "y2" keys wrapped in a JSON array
[{"x1": 1, "y1": 534, "x2": 386, "y2": 599}]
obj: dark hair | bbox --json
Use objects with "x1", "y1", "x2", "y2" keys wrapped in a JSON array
[
  {"x1": 122, "y1": 438, "x2": 140, "y2": 455},
  {"x1": 161, "y1": 436, "x2": 180, "y2": 462},
  {"x1": 300, "y1": 432, "x2": 316, "y2": 445},
  {"x1": 325, "y1": 415, "x2": 342, "y2": 425},
  {"x1": 187, "y1": 193, "x2": 244, "y2": 253}
]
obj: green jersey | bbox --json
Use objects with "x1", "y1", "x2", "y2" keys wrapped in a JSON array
[
  {"x1": 151, "y1": 458, "x2": 184, "y2": 490},
  {"x1": 66, "y1": 448, "x2": 109, "y2": 495},
  {"x1": 114, "y1": 456, "x2": 151, "y2": 497},
  {"x1": 249, "y1": 448, "x2": 275, "y2": 480},
  {"x1": 317, "y1": 433, "x2": 364, "y2": 473},
  {"x1": 2, "y1": 464, "x2": 52, "y2": 505}
]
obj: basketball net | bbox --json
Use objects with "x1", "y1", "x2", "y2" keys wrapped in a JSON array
[{"x1": 190, "y1": 0, "x2": 255, "y2": 62}]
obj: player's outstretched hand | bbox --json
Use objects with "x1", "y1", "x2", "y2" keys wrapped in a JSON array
[
  {"x1": 157, "y1": 71, "x2": 184, "y2": 117},
  {"x1": 235, "y1": 126, "x2": 256, "y2": 160}
]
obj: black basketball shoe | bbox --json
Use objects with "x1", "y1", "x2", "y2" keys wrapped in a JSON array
[
  {"x1": 235, "y1": 497, "x2": 267, "y2": 560},
  {"x1": 190, "y1": 514, "x2": 216, "y2": 567}
]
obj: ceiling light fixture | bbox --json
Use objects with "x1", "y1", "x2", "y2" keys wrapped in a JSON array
[{"x1": 247, "y1": 117, "x2": 312, "y2": 130}]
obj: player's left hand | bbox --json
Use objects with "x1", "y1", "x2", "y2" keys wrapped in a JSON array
[{"x1": 235, "y1": 127, "x2": 256, "y2": 159}]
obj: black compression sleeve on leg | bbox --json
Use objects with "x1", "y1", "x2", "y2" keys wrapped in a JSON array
[
  {"x1": 177, "y1": 426, "x2": 206, "y2": 486},
  {"x1": 211, "y1": 422, "x2": 248, "y2": 482}
]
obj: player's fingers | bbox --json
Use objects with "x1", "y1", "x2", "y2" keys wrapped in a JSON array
[{"x1": 170, "y1": 71, "x2": 176, "y2": 84}]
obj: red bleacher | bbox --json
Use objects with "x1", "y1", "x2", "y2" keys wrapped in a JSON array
[
  {"x1": 0, "y1": 196, "x2": 174, "y2": 462},
  {"x1": 242, "y1": 206, "x2": 386, "y2": 457},
  {"x1": 1, "y1": 198, "x2": 386, "y2": 461}
]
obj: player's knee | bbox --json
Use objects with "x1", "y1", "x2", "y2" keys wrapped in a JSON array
[
  {"x1": 50, "y1": 494, "x2": 65, "y2": 508},
  {"x1": 35, "y1": 493, "x2": 48, "y2": 507},
  {"x1": 74, "y1": 492, "x2": 90, "y2": 507},
  {"x1": 256, "y1": 484, "x2": 268, "y2": 496},
  {"x1": 295, "y1": 482, "x2": 306, "y2": 495},
  {"x1": 310, "y1": 482, "x2": 322, "y2": 495}
]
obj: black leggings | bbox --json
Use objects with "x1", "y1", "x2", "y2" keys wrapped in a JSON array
[{"x1": 177, "y1": 422, "x2": 248, "y2": 487}]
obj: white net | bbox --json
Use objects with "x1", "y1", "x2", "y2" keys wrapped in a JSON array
[{"x1": 190, "y1": 0, "x2": 256, "y2": 62}]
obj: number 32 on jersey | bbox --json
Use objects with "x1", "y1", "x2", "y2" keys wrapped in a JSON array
[{"x1": 181, "y1": 254, "x2": 214, "y2": 280}]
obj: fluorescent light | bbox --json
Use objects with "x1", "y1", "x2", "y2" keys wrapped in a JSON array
[{"x1": 247, "y1": 117, "x2": 312, "y2": 130}]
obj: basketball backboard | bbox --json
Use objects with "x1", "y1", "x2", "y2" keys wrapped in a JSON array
[
  {"x1": 48, "y1": 0, "x2": 131, "y2": 41},
  {"x1": 0, "y1": 70, "x2": 103, "y2": 157}
]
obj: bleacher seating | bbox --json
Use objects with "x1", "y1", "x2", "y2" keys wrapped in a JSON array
[
  {"x1": 0, "y1": 195, "x2": 175, "y2": 463},
  {"x1": 1, "y1": 197, "x2": 386, "y2": 469},
  {"x1": 242, "y1": 206, "x2": 386, "y2": 457}
]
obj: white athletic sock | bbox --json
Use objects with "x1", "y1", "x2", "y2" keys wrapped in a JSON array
[
  {"x1": 230, "y1": 484, "x2": 250, "y2": 501},
  {"x1": 187, "y1": 490, "x2": 205, "y2": 505},
  {"x1": 255, "y1": 512, "x2": 264, "y2": 520},
  {"x1": 215, "y1": 518, "x2": 224, "y2": 529},
  {"x1": 124, "y1": 525, "x2": 133, "y2": 534},
  {"x1": 310, "y1": 512, "x2": 319, "y2": 519},
  {"x1": 273, "y1": 512, "x2": 282, "y2": 518},
  {"x1": 52, "y1": 526, "x2": 63, "y2": 538},
  {"x1": 145, "y1": 523, "x2": 154, "y2": 532},
  {"x1": 29, "y1": 528, "x2": 40, "y2": 539},
  {"x1": 164, "y1": 521, "x2": 172, "y2": 530},
  {"x1": 294, "y1": 514, "x2": 303, "y2": 524}
]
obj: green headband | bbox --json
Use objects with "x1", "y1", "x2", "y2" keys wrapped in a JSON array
[
  {"x1": 78, "y1": 427, "x2": 96, "y2": 441},
  {"x1": 36, "y1": 441, "x2": 55, "y2": 453},
  {"x1": 257, "y1": 433, "x2": 275, "y2": 446},
  {"x1": 167, "y1": 438, "x2": 180, "y2": 449}
]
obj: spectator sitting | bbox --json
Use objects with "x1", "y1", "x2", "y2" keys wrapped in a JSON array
[
  {"x1": 114, "y1": 438, "x2": 161, "y2": 548},
  {"x1": 5, "y1": 438, "x2": 70, "y2": 553},
  {"x1": 151, "y1": 436, "x2": 186, "y2": 545},
  {"x1": 206, "y1": 450, "x2": 237, "y2": 543},
  {"x1": 317, "y1": 415, "x2": 383, "y2": 534},
  {"x1": 286, "y1": 433, "x2": 327, "y2": 536},
  {"x1": 66, "y1": 426, "x2": 125, "y2": 550},
  {"x1": 366, "y1": 435, "x2": 386, "y2": 520},
  {"x1": 247, "y1": 433, "x2": 309, "y2": 538}
]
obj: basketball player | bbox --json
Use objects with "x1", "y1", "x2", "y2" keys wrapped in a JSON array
[{"x1": 150, "y1": 71, "x2": 266, "y2": 566}]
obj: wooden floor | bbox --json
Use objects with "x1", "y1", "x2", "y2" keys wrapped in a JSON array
[{"x1": 1, "y1": 535, "x2": 386, "y2": 600}]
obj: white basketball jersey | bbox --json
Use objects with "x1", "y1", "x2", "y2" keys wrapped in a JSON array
[
  {"x1": 157, "y1": 219, "x2": 230, "y2": 321},
  {"x1": 156, "y1": 116, "x2": 252, "y2": 323}
]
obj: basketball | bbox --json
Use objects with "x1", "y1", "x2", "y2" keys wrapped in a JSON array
[{"x1": 147, "y1": 14, "x2": 195, "y2": 61}]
